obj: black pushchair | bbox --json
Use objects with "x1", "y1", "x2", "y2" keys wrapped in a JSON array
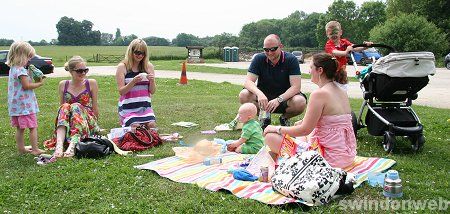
[{"x1": 351, "y1": 44, "x2": 436, "y2": 152}]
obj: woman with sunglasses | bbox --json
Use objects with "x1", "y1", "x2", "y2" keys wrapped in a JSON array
[
  {"x1": 116, "y1": 39, "x2": 156, "y2": 130},
  {"x1": 44, "y1": 56, "x2": 100, "y2": 158}
]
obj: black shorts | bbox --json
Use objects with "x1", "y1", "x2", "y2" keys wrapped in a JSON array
[{"x1": 272, "y1": 92, "x2": 308, "y2": 114}]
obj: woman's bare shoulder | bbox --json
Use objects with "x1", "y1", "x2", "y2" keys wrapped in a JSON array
[
  {"x1": 58, "y1": 80, "x2": 67, "y2": 87},
  {"x1": 88, "y1": 79, "x2": 98, "y2": 85}
]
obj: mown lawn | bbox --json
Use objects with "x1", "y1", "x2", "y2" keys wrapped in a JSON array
[
  {"x1": 0, "y1": 46, "x2": 222, "y2": 66},
  {"x1": 0, "y1": 76, "x2": 448, "y2": 213}
]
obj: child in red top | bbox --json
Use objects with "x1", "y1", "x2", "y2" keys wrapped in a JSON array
[{"x1": 324, "y1": 21, "x2": 372, "y2": 84}]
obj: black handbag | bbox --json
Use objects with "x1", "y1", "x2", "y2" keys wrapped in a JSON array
[{"x1": 75, "y1": 136, "x2": 115, "y2": 158}]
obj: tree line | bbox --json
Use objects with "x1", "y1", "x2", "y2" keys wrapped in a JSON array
[{"x1": 1, "y1": 0, "x2": 448, "y2": 56}]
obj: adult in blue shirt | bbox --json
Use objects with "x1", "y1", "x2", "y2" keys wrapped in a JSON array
[{"x1": 239, "y1": 34, "x2": 307, "y2": 129}]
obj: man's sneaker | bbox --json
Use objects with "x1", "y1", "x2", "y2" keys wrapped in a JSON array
[
  {"x1": 260, "y1": 118, "x2": 271, "y2": 130},
  {"x1": 279, "y1": 116, "x2": 291, "y2": 126}
]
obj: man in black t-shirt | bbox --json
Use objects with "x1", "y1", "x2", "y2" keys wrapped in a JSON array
[{"x1": 239, "y1": 34, "x2": 307, "y2": 129}]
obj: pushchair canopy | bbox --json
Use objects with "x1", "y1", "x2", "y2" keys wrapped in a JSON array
[{"x1": 371, "y1": 52, "x2": 436, "y2": 77}]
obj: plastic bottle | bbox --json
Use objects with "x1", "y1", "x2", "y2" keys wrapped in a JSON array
[
  {"x1": 203, "y1": 157, "x2": 223, "y2": 166},
  {"x1": 383, "y1": 170, "x2": 403, "y2": 198},
  {"x1": 259, "y1": 109, "x2": 270, "y2": 124}
]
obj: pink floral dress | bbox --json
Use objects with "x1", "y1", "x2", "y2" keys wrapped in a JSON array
[{"x1": 44, "y1": 80, "x2": 99, "y2": 150}]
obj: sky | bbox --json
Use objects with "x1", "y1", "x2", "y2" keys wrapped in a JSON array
[{"x1": 2, "y1": 0, "x2": 368, "y2": 42}]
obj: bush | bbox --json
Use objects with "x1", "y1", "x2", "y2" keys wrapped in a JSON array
[{"x1": 369, "y1": 13, "x2": 448, "y2": 56}]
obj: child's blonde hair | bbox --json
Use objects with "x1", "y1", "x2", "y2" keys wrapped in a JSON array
[
  {"x1": 64, "y1": 56, "x2": 86, "y2": 71},
  {"x1": 122, "y1": 39, "x2": 149, "y2": 72},
  {"x1": 325, "y1": 21, "x2": 342, "y2": 31},
  {"x1": 6, "y1": 41, "x2": 35, "y2": 67}
]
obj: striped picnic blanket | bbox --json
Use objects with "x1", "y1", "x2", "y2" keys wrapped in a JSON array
[{"x1": 135, "y1": 153, "x2": 396, "y2": 205}]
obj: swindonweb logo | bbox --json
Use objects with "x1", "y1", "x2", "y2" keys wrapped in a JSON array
[{"x1": 338, "y1": 197, "x2": 449, "y2": 211}]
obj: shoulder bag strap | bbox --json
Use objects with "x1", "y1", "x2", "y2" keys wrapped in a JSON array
[{"x1": 129, "y1": 127, "x2": 153, "y2": 145}]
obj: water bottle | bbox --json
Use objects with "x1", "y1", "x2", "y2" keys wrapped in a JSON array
[
  {"x1": 203, "y1": 157, "x2": 222, "y2": 166},
  {"x1": 259, "y1": 109, "x2": 270, "y2": 125},
  {"x1": 383, "y1": 170, "x2": 403, "y2": 198}
]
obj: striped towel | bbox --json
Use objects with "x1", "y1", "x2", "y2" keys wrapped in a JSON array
[{"x1": 135, "y1": 153, "x2": 396, "y2": 205}]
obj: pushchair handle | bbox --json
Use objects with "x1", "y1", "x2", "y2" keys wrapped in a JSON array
[{"x1": 352, "y1": 43, "x2": 396, "y2": 52}]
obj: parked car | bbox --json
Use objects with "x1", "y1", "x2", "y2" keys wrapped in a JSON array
[
  {"x1": 0, "y1": 50, "x2": 54, "y2": 75},
  {"x1": 291, "y1": 51, "x2": 304, "y2": 64},
  {"x1": 445, "y1": 52, "x2": 450, "y2": 70},
  {"x1": 347, "y1": 47, "x2": 382, "y2": 65}
]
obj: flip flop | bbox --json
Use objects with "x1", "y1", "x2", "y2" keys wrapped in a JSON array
[{"x1": 35, "y1": 154, "x2": 56, "y2": 165}]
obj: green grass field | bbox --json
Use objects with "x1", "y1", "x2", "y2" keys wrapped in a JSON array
[
  {"x1": 0, "y1": 76, "x2": 448, "y2": 213},
  {"x1": 0, "y1": 46, "x2": 222, "y2": 66}
]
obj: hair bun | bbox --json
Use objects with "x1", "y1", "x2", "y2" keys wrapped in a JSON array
[{"x1": 64, "y1": 62, "x2": 69, "y2": 71}]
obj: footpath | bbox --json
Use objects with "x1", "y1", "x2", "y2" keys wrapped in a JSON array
[{"x1": 46, "y1": 64, "x2": 450, "y2": 109}]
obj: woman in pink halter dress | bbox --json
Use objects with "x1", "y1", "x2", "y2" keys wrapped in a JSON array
[{"x1": 264, "y1": 53, "x2": 356, "y2": 168}]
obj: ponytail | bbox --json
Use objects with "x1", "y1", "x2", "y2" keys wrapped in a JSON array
[
  {"x1": 313, "y1": 53, "x2": 348, "y2": 84},
  {"x1": 334, "y1": 58, "x2": 348, "y2": 84}
]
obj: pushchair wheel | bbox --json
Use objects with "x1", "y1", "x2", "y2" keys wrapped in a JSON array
[
  {"x1": 383, "y1": 131, "x2": 395, "y2": 153},
  {"x1": 410, "y1": 134, "x2": 425, "y2": 152}
]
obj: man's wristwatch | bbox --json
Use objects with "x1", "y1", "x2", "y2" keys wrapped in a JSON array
[
  {"x1": 277, "y1": 96, "x2": 284, "y2": 103},
  {"x1": 276, "y1": 126, "x2": 282, "y2": 135}
]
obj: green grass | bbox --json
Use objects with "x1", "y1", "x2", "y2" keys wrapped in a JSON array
[
  {"x1": 0, "y1": 46, "x2": 222, "y2": 66},
  {"x1": 0, "y1": 76, "x2": 448, "y2": 213}
]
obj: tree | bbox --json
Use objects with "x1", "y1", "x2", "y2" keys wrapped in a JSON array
[
  {"x1": 0, "y1": 39, "x2": 14, "y2": 46},
  {"x1": 143, "y1": 36, "x2": 170, "y2": 46},
  {"x1": 114, "y1": 28, "x2": 124, "y2": 45},
  {"x1": 56, "y1": 16, "x2": 101, "y2": 45},
  {"x1": 239, "y1": 19, "x2": 281, "y2": 48},
  {"x1": 50, "y1": 39, "x2": 58, "y2": 45},
  {"x1": 39, "y1": 40, "x2": 48, "y2": 46},
  {"x1": 210, "y1": 33, "x2": 238, "y2": 48},
  {"x1": 87, "y1": 30, "x2": 101, "y2": 46},
  {"x1": 123, "y1": 34, "x2": 138, "y2": 46},
  {"x1": 279, "y1": 12, "x2": 305, "y2": 47},
  {"x1": 386, "y1": 0, "x2": 450, "y2": 51},
  {"x1": 301, "y1": 12, "x2": 321, "y2": 47},
  {"x1": 101, "y1": 33, "x2": 114, "y2": 46},
  {"x1": 357, "y1": 1, "x2": 386, "y2": 42},
  {"x1": 199, "y1": 36, "x2": 214, "y2": 47},
  {"x1": 171, "y1": 33, "x2": 201, "y2": 47},
  {"x1": 370, "y1": 13, "x2": 447, "y2": 56},
  {"x1": 280, "y1": 11, "x2": 320, "y2": 48}
]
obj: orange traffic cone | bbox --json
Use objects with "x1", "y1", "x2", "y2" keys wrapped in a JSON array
[{"x1": 179, "y1": 61, "x2": 188, "y2": 85}]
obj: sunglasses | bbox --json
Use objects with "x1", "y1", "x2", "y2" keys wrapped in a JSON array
[
  {"x1": 263, "y1": 46, "x2": 279, "y2": 52},
  {"x1": 73, "y1": 68, "x2": 89, "y2": 74},
  {"x1": 133, "y1": 50, "x2": 145, "y2": 56}
]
